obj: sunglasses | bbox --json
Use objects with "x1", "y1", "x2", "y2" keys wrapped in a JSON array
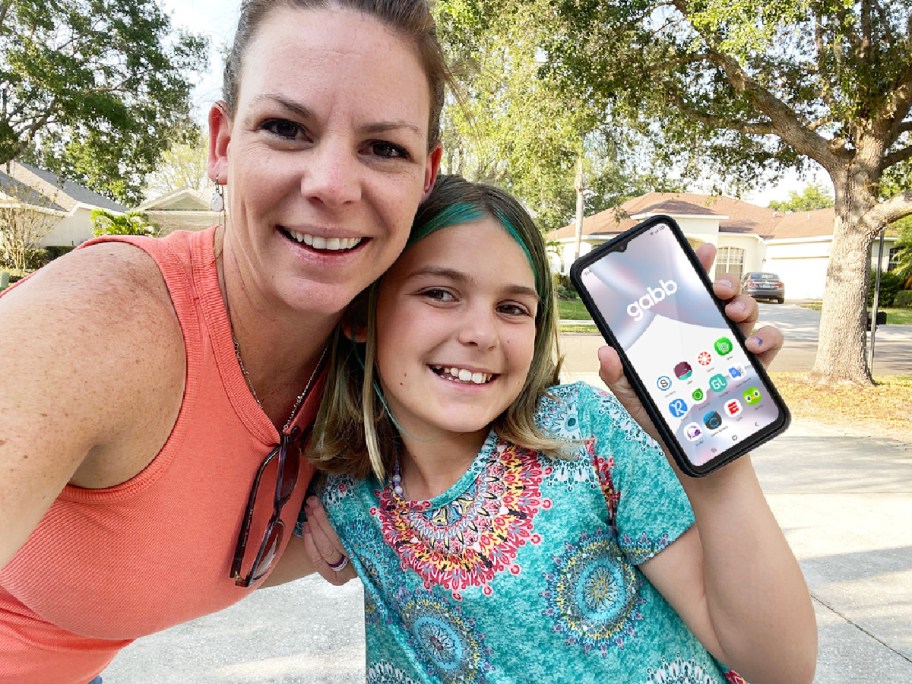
[{"x1": 230, "y1": 424, "x2": 310, "y2": 587}]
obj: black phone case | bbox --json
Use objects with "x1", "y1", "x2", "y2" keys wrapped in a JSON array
[{"x1": 568, "y1": 215, "x2": 790, "y2": 477}]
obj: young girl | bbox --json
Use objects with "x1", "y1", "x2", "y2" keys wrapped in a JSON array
[{"x1": 302, "y1": 175, "x2": 816, "y2": 683}]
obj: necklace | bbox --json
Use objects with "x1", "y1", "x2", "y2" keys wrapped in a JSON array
[
  {"x1": 233, "y1": 334, "x2": 327, "y2": 433},
  {"x1": 391, "y1": 456, "x2": 404, "y2": 497}
]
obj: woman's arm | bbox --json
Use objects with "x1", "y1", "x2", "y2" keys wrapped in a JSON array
[
  {"x1": 597, "y1": 245, "x2": 817, "y2": 683},
  {"x1": 0, "y1": 244, "x2": 185, "y2": 570}
]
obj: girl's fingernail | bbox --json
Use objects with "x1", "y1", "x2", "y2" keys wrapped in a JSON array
[
  {"x1": 719, "y1": 279, "x2": 733, "y2": 290},
  {"x1": 751, "y1": 336, "x2": 763, "y2": 347}
]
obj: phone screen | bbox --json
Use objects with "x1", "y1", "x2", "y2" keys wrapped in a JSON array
[{"x1": 576, "y1": 220, "x2": 785, "y2": 470}]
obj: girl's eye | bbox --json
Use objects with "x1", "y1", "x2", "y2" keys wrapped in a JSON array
[
  {"x1": 499, "y1": 302, "x2": 533, "y2": 317},
  {"x1": 261, "y1": 119, "x2": 305, "y2": 140},
  {"x1": 368, "y1": 141, "x2": 410, "y2": 160},
  {"x1": 421, "y1": 288, "x2": 455, "y2": 302}
]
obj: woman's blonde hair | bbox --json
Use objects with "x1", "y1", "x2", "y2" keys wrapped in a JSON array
[{"x1": 310, "y1": 175, "x2": 566, "y2": 480}]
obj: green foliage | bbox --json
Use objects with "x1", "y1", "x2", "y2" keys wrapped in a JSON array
[
  {"x1": 868, "y1": 271, "x2": 904, "y2": 307},
  {"x1": 768, "y1": 183, "x2": 835, "y2": 212},
  {"x1": 43, "y1": 245, "x2": 75, "y2": 261},
  {"x1": 551, "y1": 272, "x2": 577, "y2": 302},
  {"x1": 0, "y1": 0, "x2": 208, "y2": 205},
  {"x1": 143, "y1": 129, "x2": 209, "y2": 200},
  {"x1": 891, "y1": 216, "x2": 912, "y2": 286},
  {"x1": 91, "y1": 209, "x2": 155, "y2": 237},
  {"x1": 433, "y1": 0, "x2": 679, "y2": 233},
  {"x1": 893, "y1": 290, "x2": 912, "y2": 308}
]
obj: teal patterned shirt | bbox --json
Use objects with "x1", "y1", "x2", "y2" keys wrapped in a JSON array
[{"x1": 318, "y1": 382, "x2": 745, "y2": 683}]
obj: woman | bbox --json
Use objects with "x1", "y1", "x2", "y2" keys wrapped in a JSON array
[{"x1": 0, "y1": 1, "x2": 444, "y2": 682}]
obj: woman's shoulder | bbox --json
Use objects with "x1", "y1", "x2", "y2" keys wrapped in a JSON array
[{"x1": 1, "y1": 242, "x2": 186, "y2": 429}]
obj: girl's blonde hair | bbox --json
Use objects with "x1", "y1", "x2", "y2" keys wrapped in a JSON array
[{"x1": 310, "y1": 175, "x2": 565, "y2": 480}]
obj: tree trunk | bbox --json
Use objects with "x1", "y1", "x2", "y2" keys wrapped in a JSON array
[{"x1": 809, "y1": 193, "x2": 875, "y2": 386}]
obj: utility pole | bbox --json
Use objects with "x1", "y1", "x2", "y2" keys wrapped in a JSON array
[
  {"x1": 573, "y1": 154, "x2": 585, "y2": 263},
  {"x1": 868, "y1": 229, "x2": 886, "y2": 374}
]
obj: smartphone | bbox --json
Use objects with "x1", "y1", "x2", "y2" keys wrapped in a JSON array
[{"x1": 569, "y1": 215, "x2": 789, "y2": 476}]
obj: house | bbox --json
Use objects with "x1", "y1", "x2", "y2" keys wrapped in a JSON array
[
  {"x1": 547, "y1": 192, "x2": 900, "y2": 301},
  {"x1": 0, "y1": 161, "x2": 127, "y2": 248},
  {"x1": 137, "y1": 188, "x2": 221, "y2": 235}
]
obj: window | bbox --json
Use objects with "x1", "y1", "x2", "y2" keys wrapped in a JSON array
[{"x1": 716, "y1": 246, "x2": 745, "y2": 280}]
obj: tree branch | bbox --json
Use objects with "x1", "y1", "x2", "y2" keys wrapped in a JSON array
[
  {"x1": 0, "y1": 1, "x2": 12, "y2": 32},
  {"x1": 883, "y1": 144, "x2": 912, "y2": 169},
  {"x1": 881, "y1": 61, "x2": 912, "y2": 148},
  {"x1": 671, "y1": 1, "x2": 840, "y2": 170},
  {"x1": 662, "y1": 86, "x2": 775, "y2": 135},
  {"x1": 813, "y1": 20, "x2": 839, "y2": 113},
  {"x1": 868, "y1": 190, "x2": 912, "y2": 227}
]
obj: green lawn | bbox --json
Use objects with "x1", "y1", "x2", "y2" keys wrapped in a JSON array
[
  {"x1": 800, "y1": 302, "x2": 912, "y2": 325},
  {"x1": 557, "y1": 298, "x2": 592, "y2": 321}
]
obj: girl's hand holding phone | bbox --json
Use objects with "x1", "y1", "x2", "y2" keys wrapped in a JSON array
[
  {"x1": 572, "y1": 214, "x2": 790, "y2": 477},
  {"x1": 596, "y1": 241, "x2": 784, "y2": 455}
]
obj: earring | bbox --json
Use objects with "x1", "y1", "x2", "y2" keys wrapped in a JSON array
[{"x1": 210, "y1": 181, "x2": 225, "y2": 213}]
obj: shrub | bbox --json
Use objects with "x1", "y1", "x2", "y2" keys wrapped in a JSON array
[
  {"x1": 893, "y1": 290, "x2": 912, "y2": 309},
  {"x1": 44, "y1": 245, "x2": 76, "y2": 262},
  {"x1": 552, "y1": 272, "x2": 577, "y2": 301},
  {"x1": 25, "y1": 248, "x2": 50, "y2": 270},
  {"x1": 868, "y1": 271, "x2": 904, "y2": 307}
]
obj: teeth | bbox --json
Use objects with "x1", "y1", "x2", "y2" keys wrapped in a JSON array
[
  {"x1": 287, "y1": 230, "x2": 362, "y2": 251},
  {"x1": 435, "y1": 366, "x2": 492, "y2": 385}
]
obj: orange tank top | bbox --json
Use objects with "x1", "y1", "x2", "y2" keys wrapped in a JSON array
[{"x1": 0, "y1": 228, "x2": 319, "y2": 683}]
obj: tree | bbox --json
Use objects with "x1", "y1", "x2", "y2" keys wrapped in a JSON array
[
  {"x1": 768, "y1": 183, "x2": 835, "y2": 212},
  {"x1": 91, "y1": 209, "x2": 154, "y2": 238},
  {"x1": 0, "y1": 0, "x2": 208, "y2": 206},
  {"x1": 0, "y1": 182, "x2": 59, "y2": 273},
  {"x1": 891, "y1": 216, "x2": 912, "y2": 288},
  {"x1": 433, "y1": 0, "x2": 675, "y2": 233},
  {"x1": 539, "y1": 1, "x2": 912, "y2": 386},
  {"x1": 143, "y1": 130, "x2": 210, "y2": 201}
]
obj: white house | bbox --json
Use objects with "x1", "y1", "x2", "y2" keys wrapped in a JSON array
[
  {"x1": 137, "y1": 188, "x2": 221, "y2": 235},
  {"x1": 547, "y1": 192, "x2": 900, "y2": 301},
  {"x1": 0, "y1": 161, "x2": 127, "y2": 248}
]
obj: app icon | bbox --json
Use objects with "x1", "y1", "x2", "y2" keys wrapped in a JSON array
[
  {"x1": 691, "y1": 387, "x2": 706, "y2": 403},
  {"x1": 714, "y1": 337, "x2": 734, "y2": 355},
  {"x1": 668, "y1": 398, "x2": 688, "y2": 418},
  {"x1": 703, "y1": 411, "x2": 722, "y2": 430},
  {"x1": 743, "y1": 387, "x2": 763, "y2": 406},
  {"x1": 697, "y1": 351, "x2": 712, "y2": 366},
  {"x1": 684, "y1": 423, "x2": 703, "y2": 441},
  {"x1": 728, "y1": 365, "x2": 744, "y2": 379},
  {"x1": 656, "y1": 375, "x2": 672, "y2": 391},
  {"x1": 708, "y1": 374, "x2": 728, "y2": 393},
  {"x1": 724, "y1": 399, "x2": 743, "y2": 417},
  {"x1": 674, "y1": 361, "x2": 693, "y2": 380}
]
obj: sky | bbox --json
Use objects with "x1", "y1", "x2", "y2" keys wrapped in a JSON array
[
  {"x1": 160, "y1": 0, "x2": 238, "y2": 122},
  {"x1": 158, "y1": 0, "x2": 826, "y2": 208}
]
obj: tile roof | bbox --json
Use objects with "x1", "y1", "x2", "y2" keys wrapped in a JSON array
[
  {"x1": 547, "y1": 191, "x2": 828, "y2": 241},
  {"x1": 15, "y1": 162, "x2": 126, "y2": 212},
  {"x1": 0, "y1": 169, "x2": 66, "y2": 211}
]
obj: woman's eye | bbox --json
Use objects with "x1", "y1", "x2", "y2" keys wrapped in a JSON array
[
  {"x1": 369, "y1": 141, "x2": 410, "y2": 159},
  {"x1": 262, "y1": 119, "x2": 305, "y2": 140}
]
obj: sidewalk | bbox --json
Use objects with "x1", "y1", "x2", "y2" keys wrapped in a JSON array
[{"x1": 102, "y1": 364, "x2": 912, "y2": 682}]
